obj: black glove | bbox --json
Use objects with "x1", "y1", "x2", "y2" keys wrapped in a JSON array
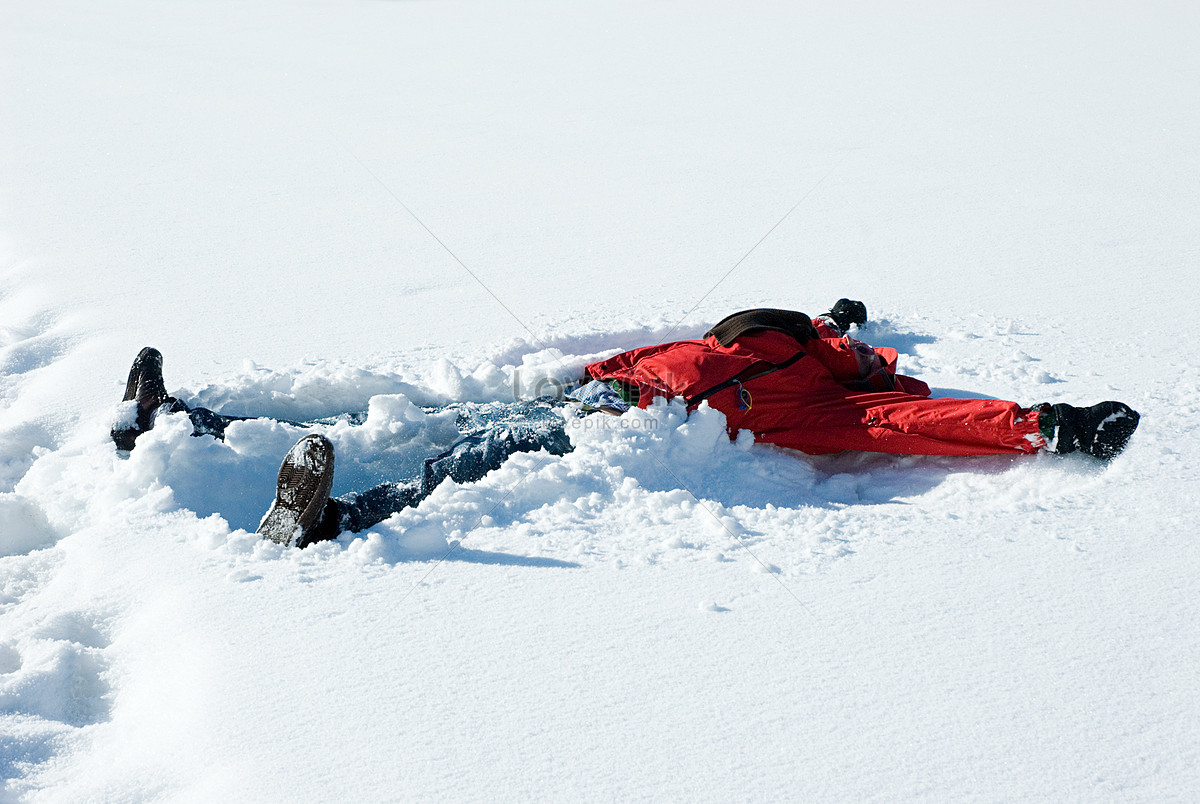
[{"x1": 825, "y1": 299, "x2": 868, "y2": 332}]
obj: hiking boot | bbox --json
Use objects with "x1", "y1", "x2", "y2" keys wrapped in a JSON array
[
  {"x1": 122, "y1": 346, "x2": 170, "y2": 407},
  {"x1": 821, "y1": 299, "x2": 868, "y2": 333},
  {"x1": 1038, "y1": 401, "x2": 1140, "y2": 460},
  {"x1": 112, "y1": 347, "x2": 173, "y2": 450},
  {"x1": 257, "y1": 434, "x2": 337, "y2": 547}
]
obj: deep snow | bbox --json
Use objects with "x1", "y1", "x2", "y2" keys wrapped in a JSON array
[{"x1": 3, "y1": 0, "x2": 1200, "y2": 801}]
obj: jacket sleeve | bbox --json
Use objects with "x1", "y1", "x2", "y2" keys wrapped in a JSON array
[
  {"x1": 585, "y1": 343, "x2": 680, "y2": 407},
  {"x1": 810, "y1": 317, "x2": 843, "y2": 339},
  {"x1": 802, "y1": 337, "x2": 872, "y2": 383},
  {"x1": 803, "y1": 337, "x2": 932, "y2": 396},
  {"x1": 586, "y1": 342, "x2": 675, "y2": 382}
]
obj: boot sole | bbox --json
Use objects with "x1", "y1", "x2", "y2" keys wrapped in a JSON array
[
  {"x1": 257, "y1": 434, "x2": 335, "y2": 547},
  {"x1": 123, "y1": 347, "x2": 163, "y2": 402}
]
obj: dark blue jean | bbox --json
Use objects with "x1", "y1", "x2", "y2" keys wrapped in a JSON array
[
  {"x1": 330, "y1": 400, "x2": 571, "y2": 533},
  {"x1": 135, "y1": 398, "x2": 572, "y2": 535}
]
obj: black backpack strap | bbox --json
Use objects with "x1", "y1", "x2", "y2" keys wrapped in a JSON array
[{"x1": 685, "y1": 351, "x2": 806, "y2": 408}]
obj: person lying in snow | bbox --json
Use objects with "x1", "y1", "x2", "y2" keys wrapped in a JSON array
[{"x1": 111, "y1": 299, "x2": 1139, "y2": 548}]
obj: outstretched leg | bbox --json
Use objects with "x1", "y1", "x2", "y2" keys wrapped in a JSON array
[
  {"x1": 259, "y1": 401, "x2": 573, "y2": 544},
  {"x1": 111, "y1": 347, "x2": 250, "y2": 450},
  {"x1": 329, "y1": 403, "x2": 572, "y2": 534}
]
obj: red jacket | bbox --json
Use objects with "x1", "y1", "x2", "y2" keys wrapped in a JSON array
[{"x1": 585, "y1": 320, "x2": 1044, "y2": 456}]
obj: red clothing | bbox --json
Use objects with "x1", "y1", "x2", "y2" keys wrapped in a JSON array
[{"x1": 585, "y1": 323, "x2": 1045, "y2": 457}]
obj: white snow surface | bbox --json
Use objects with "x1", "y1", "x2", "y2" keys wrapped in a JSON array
[{"x1": 3, "y1": 0, "x2": 1200, "y2": 800}]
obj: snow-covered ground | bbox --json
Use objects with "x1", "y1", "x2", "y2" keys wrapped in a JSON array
[{"x1": 3, "y1": 0, "x2": 1199, "y2": 800}]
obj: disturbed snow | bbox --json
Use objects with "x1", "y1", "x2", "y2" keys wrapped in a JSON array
[
  {"x1": 3, "y1": 0, "x2": 1200, "y2": 799},
  {"x1": 4, "y1": 310, "x2": 1197, "y2": 799}
]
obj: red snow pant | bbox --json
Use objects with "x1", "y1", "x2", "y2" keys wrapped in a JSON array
[
  {"x1": 726, "y1": 387, "x2": 1044, "y2": 456},
  {"x1": 586, "y1": 329, "x2": 1046, "y2": 457}
]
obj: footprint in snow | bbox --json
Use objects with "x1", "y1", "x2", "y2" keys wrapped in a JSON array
[
  {"x1": 227, "y1": 568, "x2": 263, "y2": 583},
  {"x1": 0, "y1": 611, "x2": 115, "y2": 728},
  {"x1": 0, "y1": 493, "x2": 62, "y2": 558},
  {"x1": 0, "y1": 309, "x2": 73, "y2": 377}
]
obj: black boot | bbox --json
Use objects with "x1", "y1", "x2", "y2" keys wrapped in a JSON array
[
  {"x1": 257, "y1": 434, "x2": 337, "y2": 547},
  {"x1": 1039, "y1": 401, "x2": 1140, "y2": 460},
  {"x1": 112, "y1": 347, "x2": 173, "y2": 450}
]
